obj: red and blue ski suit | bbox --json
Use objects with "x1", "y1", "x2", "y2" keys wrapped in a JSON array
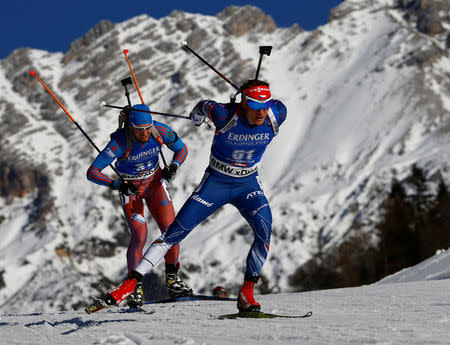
[
  {"x1": 136, "y1": 100, "x2": 286, "y2": 278},
  {"x1": 87, "y1": 121, "x2": 188, "y2": 272}
]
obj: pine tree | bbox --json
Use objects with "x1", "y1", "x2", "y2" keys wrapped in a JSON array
[
  {"x1": 424, "y1": 180, "x2": 450, "y2": 256},
  {"x1": 377, "y1": 178, "x2": 417, "y2": 276}
]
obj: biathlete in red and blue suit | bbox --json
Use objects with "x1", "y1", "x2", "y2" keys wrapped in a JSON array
[
  {"x1": 104, "y1": 80, "x2": 287, "y2": 312},
  {"x1": 86, "y1": 104, "x2": 192, "y2": 306}
]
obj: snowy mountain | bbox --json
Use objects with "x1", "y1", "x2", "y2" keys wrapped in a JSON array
[
  {"x1": 1, "y1": 248, "x2": 450, "y2": 344},
  {"x1": 0, "y1": 0, "x2": 449, "y2": 313}
]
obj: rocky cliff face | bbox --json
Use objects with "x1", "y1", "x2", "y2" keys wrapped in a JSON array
[{"x1": 398, "y1": 0, "x2": 449, "y2": 36}]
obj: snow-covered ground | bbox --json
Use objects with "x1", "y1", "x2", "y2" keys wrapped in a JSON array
[
  {"x1": 1, "y1": 248, "x2": 449, "y2": 345},
  {"x1": 0, "y1": 1, "x2": 449, "y2": 313}
]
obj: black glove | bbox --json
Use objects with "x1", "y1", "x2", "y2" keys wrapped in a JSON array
[
  {"x1": 110, "y1": 180, "x2": 138, "y2": 196},
  {"x1": 162, "y1": 163, "x2": 178, "y2": 182},
  {"x1": 120, "y1": 105, "x2": 131, "y2": 116},
  {"x1": 119, "y1": 105, "x2": 131, "y2": 127}
]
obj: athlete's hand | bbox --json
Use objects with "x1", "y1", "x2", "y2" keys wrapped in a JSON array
[
  {"x1": 189, "y1": 103, "x2": 205, "y2": 126},
  {"x1": 162, "y1": 163, "x2": 178, "y2": 182},
  {"x1": 120, "y1": 105, "x2": 130, "y2": 116},
  {"x1": 110, "y1": 180, "x2": 138, "y2": 195},
  {"x1": 118, "y1": 105, "x2": 131, "y2": 128}
]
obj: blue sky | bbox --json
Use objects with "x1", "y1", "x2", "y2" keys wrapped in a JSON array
[{"x1": 0, "y1": 1, "x2": 342, "y2": 59}]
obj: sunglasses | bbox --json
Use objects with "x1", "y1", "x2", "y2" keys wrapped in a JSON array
[
  {"x1": 246, "y1": 100, "x2": 272, "y2": 111},
  {"x1": 131, "y1": 123, "x2": 153, "y2": 132}
]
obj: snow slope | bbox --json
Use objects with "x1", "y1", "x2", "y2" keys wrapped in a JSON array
[
  {"x1": 1, "y1": 249, "x2": 449, "y2": 345},
  {"x1": 0, "y1": 1, "x2": 449, "y2": 313}
]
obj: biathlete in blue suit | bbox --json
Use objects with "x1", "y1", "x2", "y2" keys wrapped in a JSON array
[
  {"x1": 86, "y1": 104, "x2": 192, "y2": 307},
  {"x1": 104, "y1": 80, "x2": 287, "y2": 312}
]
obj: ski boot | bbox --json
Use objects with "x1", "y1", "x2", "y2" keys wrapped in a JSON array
[
  {"x1": 126, "y1": 281, "x2": 144, "y2": 309},
  {"x1": 165, "y1": 263, "x2": 193, "y2": 297},
  {"x1": 85, "y1": 271, "x2": 143, "y2": 314},
  {"x1": 105, "y1": 270, "x2": 143, "y2": 306},
  {"x1": 237, "y1": 275, "x2": 261, "y2": 312}
]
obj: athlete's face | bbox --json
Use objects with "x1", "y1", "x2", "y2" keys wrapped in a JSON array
[
  {"x1": 243, "y1": 102, "x2": 270, "y2": 126},
  {"x1": 131, "y1": 123, "x2": 152, "y2": 143}
]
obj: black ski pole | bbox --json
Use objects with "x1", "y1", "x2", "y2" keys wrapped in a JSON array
[
  {"x1": 100, "y1": 102, "x2": 190, "y2": 120},
  {"x1": 30, "y1": 70, "x2": 124, "y2": 181},
  {"x1": 180, "y1": 42, "x2": 274, "y2": 102},
  {"x1": 180, "y1": 41, "x2": 240, "y2": 91}
]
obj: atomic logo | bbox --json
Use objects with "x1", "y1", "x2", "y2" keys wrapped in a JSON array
[{"x1": 246, "y1": 191, "x2": 264, "y2": 199}]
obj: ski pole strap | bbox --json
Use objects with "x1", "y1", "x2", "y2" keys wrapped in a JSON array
[
  {"x1": 215, "y1": 114, "x2": 239, "y2": 135},
  {"x1": 267, "y1": 108, "x2": 279, "y2": 136},
  {"x1": 151, "y1": 126, "x2": 168, "y2": 168},
  {"x1": 151, "y1": 126, "x2": 164, "y2": 146},
  {"x1": 209, "y1": 155, "x2": 260, "y2": 178},
  {"x1": 215, "y1": 111, "x2": 278, "y2": 136},
  {"x1": 120, "y1": 125, "x2": 166, "y2": 163}
]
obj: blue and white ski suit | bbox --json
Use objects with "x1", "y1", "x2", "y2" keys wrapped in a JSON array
[{"x1": 137, "y1": 100, "x2": 286, "y2": 278}]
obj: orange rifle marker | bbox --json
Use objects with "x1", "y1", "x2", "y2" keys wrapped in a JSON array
[
  {"x1": 123, "y1": 49, "x2": 145, "y2": 104},
  {"x1": 121, "y1": 50, "x2": 168, "y2": 168}
]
